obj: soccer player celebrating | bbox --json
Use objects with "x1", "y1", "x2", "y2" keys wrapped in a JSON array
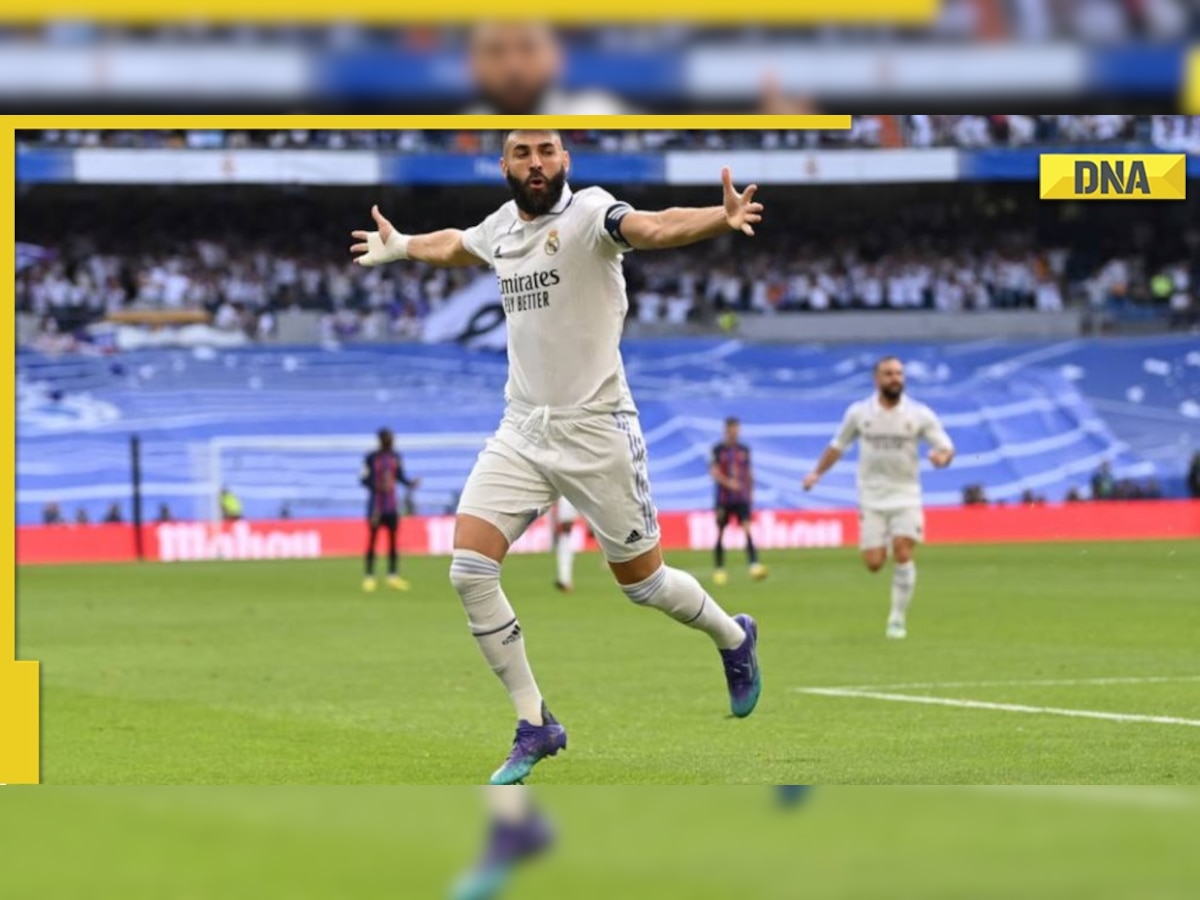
[
  {"x1": 360, "y1": 427, "x2": 420, "y2": 592},
  {"x1": 352, "y1": 129, "x2": 763, "y2": 785},
  {"x1": 551, "y1": 495, "x2": 578, "y2": 593},
  {"x1": 710, "y1": 416, "x2": 768, "y2": 585},
  {"x1": 802, "y1": 357, "x2": 954, "y2": 639}
]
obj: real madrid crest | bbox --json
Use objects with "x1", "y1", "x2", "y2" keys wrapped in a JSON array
[{"x1": 544, "y1": 229, "x2": 560, "y2": 255}]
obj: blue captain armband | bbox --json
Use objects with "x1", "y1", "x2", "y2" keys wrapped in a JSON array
[{"x1": 603, "y1": 203, "x2": 634, "y2": 248}]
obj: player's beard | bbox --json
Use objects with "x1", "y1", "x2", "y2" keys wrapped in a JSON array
[
  {"x1": 507, "y1": 169, "x2": 567, "y2": 217},
  {"x1": 881, "y1": 384, "x2": 904, "y2": 401},
  {"x1": 479, "y1": 82, "x2": 550, "y2": 116}
]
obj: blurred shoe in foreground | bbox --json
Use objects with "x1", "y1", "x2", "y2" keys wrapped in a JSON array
[{"x1": 453, "y1": 788, "x2": 555, "y2": 900}]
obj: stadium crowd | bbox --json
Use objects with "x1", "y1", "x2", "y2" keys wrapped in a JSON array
[
  {"x1": 962, "y1": 460, "x2": 1172, "y2": 506},
  {"x1": 17, "y1": 116, "x2": 1200, "y2": 154},
  {"x1": 18, "y1": 235, "x2": 1195, "y2": 342},
  {"x1": 17, "y1": 181, "x2": 1198, "y2": 340},
  {"x1": 8, "y1": 2, "x2": 1196, "y2": 50}
]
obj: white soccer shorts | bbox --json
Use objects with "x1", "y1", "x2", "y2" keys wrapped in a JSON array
[
  {"x1": 859, "y1": 506, "x2": 925, "y2": 551},
  {"x1": 457, "y1": 403, "x2": 660, "y2": 563},
  {"x1": 555, "y1": 496, "x2": 579, "y2": 523}
]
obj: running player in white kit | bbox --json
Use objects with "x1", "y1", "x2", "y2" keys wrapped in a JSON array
[
  {"x1": 803, "y1": 357, "x2": 954, "y2": 639},
  {"x1": 551, "y1": 496, "x2": 578, "y2": 593},
  {"x1": 351, "y1": 130, "x2": 763, "y2": 785}
]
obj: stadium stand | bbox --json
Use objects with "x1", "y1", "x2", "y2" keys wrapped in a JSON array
[
  {"x1": 16, "y1": 181, "x2": 1199, "y2": 336},
  {"x1": 16, "y1": 117, "x2": 1200, "y2": 153}
]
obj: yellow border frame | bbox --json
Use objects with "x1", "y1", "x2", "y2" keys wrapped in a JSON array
[
  {"x1": 1185, "y1": 46, "x2": 1200, "y2": 115},
  {"x1": 8, "y1": 115, "x2": 850, "y2": 131},
  {"x1": 3, "y1": 124, "x2": 40, "y2": 785},
  {"x1": 1, "y1": 114, "x2": 849, "y2": 785},
  {"x1": 0, "y1": 1, "x2": 938, "y2": 23}
]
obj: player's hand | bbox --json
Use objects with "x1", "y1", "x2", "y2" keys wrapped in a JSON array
[
  {"x1": 351, "y1": 205, "x2": 408, "y2": 267},
  {"x1": 721, "y1": 167, "x2": 763, "y2": 237},
  {"x1": 928, "y1": 449, "x2": 953, "y2": 468},
  {"x1": 802, "y1": 472, "x2": 820, "y2": 491}
]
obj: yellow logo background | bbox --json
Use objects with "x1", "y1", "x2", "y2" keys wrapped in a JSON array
[{"x1": 1040, "y1": 154, "x2": 1186, "y2": 201}]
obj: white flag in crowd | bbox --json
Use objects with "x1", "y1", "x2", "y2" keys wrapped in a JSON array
[{"x1": 16, "y1": 242, "x2": 55, "y2": 274}]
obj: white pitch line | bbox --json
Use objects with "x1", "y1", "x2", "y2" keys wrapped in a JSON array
[
  {"x1": 804, "y1": 675, "x2": 1200, "y2": 692},
  {"x1": 799, "y1": 688, "x2": 1200, "y2": 728}
]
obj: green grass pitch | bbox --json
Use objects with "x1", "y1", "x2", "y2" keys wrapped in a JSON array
[
  {"x1": 17, "y1": 540, "x2": 1200, "y2": 784},
  {"x1": 1, "y1": 786, "x2": 1198, "y2": 899}
]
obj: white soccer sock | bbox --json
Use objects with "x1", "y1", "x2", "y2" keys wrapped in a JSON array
[
  {"x1": 556, "y1": 531, "x2": 574, "y2": 587},
  {"x1": 450, "y1": 550, "x2": 544, "y2": 725},
  {"x1": 890, "y1": 561, "x2": 916, "y2": 622},
  {"x1": 484, "y1": 784, "x2": 533, "y2": 823},
  {"x1": 621, "y1": 565, "x2": 746, "y2": 650}
]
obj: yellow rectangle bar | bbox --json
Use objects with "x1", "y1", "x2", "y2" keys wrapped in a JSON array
[
  {"x1": 1185, "y1": 46, "x2": 1200, "y2": 115},
  {"x1": 0, "y1": 0, "x2": 940, "y2": 23},
  {"x1": 0, "y1": 663, "x2": 41, "y2": 784},
  {"x1": 1, "y1": 127, "x2": 38, "y2": 784},
  {"x1": 1039, "y1": 153, "x2": 1187, "y2": 201},
  {"x1": 1, "y1": 124, "x2": 12, "y2": 664},
  {"x1": 11, "y1": 115, "x2": 851, "y2": 131}
]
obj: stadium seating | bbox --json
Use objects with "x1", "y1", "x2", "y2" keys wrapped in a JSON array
[{"x1": 17, "y1": 336, "x2": 1198, "y2": 525}]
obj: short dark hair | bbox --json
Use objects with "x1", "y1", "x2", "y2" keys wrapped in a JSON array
[
  {"x1": 875, "y1": 356, "x2": 902, "y2": 374},
  {"x1": 725, "y1": 416, "x2": 740, "y2": 427},
  {"x1": 504, "y1": 129, "x2": 563, "y2": 151}
]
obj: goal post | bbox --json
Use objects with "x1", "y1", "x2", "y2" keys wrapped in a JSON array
[{"x1": 201, "y1": 432, "x2": 490, "y2": 523}]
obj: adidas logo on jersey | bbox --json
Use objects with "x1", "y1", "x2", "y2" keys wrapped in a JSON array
[
  {"x1": 501, "y1": 624, "x2": 523, "y2": 646},
  {"x1": 624, "y1": 529, "x2": 643, "y2": 545}
]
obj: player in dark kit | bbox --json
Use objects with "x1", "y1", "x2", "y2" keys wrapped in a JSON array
[
  {"x1": 710, "y1": 417, "x2": 768, "y2": 586},
  {"x1": 361, "y1": 428, "x2": 420, "y2": 593}
]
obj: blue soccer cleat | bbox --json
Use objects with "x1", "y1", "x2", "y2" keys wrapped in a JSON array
[
  {"x1": 720, "y1": 614, "x2": 762, "y2": 718},
  {"x1": 489, "y1": 705, "x2": 567, "y2": 785},
  {"x1": 777, "y1": 785, "x2": 812, "y2": 807},
  {"x1": 450, "y1": 810, "x2": 555, "y2": 900}
]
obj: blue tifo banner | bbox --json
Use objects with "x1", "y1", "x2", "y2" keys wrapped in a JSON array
[
  {"x1": 12, "y1": 147, "x2": 1198, "y2": 186},
  {"x1": 16, "y1": 336, "x2": 1199, "y2": 525}
]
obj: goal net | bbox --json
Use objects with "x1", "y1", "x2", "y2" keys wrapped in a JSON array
[{"x1": 199, "y1": 432, "x2": 490, "y2": 523}]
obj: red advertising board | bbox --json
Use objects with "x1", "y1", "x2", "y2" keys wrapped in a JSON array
[{"x1": 15, "y1": 501, "x2": 1200, "y2": 566}]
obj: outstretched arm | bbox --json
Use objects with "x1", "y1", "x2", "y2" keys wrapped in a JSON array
[
  {"x1": 617, "y1": 167, "x2": 762, "y2": 251},
  {"x1": 804, "y1": 407, "x2": 857, "y2": 490},
  {"x1": 803, "y1": 446, "x2": 843, "y2": 491},
  {"x1": 351, "y1": 205, "x2": 484, "y2": 269}
]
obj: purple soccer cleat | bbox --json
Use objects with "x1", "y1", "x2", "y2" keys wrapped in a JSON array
[
  {"x1": 489, "y1": 704, "x2": 567, "y2": 785},
  {"x1": 720, "y1": 614, "x2": 762, "y2": 718},
  {"x1": 451, "y1": 810, "x2": 555, "y2": 900}
]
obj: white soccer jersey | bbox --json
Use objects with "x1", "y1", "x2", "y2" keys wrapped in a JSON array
[
  {"x1": 461, "y1": 184, "x2": 637, "y2": 411},
  {"x1": 831, "y1": 394, "x2": 954, "y2": 511}
]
